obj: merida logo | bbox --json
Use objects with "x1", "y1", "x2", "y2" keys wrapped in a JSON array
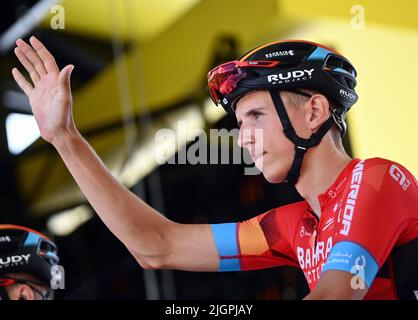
[
  {"x1": 267, "y1": 69, "x2": 314, "y2": 84},
  {"x1": 0, "y1": 254, "x2": 31, "y2": 267},
  {"x1": 340, "y1": 161, "x2": 364, "y2": 236}
]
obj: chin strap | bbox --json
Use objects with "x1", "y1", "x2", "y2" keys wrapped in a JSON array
[
  {"x1": 0, "y1": 286, "x2": 10, "y2": 300},
  {"x1": 269, "y1": 89, "x2": 335, "y2": 184}
]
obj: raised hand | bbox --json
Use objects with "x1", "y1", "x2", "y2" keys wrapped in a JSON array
[{"x1": 12, "y1": 36, "x2": 76, "y2": 145}]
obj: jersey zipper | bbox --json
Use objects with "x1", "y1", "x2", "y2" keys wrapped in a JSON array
[
  {"x1": 307, "y1": 208, "x2": 320, "y2": 223},
  {"x1": 307, "y1": 208, "x2": 320, "y2": 248}
]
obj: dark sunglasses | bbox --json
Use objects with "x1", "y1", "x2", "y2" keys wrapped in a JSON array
[{"x1": 207, "y1": 60, "x2": 281, "y2": 105}]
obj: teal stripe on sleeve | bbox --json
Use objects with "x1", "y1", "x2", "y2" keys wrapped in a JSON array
[
  {"x1": 322, "y1": 241, "x2": 379, "y2": 288},
  {"x1": 211, "y1": 223, "x2": 238, "y2": 256},
  {"x1": 211, "y1": 223, "x2": 241, "y2": 271},
  {"x1": 219, "y1": 258, "x2": 241, "y2": 272}
]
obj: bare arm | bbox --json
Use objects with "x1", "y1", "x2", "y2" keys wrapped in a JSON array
[
  {"x1": 303, "y1": 270, "x2": 368, "y2": 300},
  {"x1": 53, "y1": 130, "x2": 219, "y2": 271},
  {"x1": 12, "y1": 36, "x2": 219, "y2": 271}
]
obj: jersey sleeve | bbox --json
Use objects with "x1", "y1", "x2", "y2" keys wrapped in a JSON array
[
  {"x1": 323, "y1": 159, "x2": 418, "y2": 287},
  {"x1": 211, "y1": 208, "x2": 300, "y2": 272}
]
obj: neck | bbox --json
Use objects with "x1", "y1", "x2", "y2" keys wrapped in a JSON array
[{"x1": 295, "y1": 136, "x2": 352, "y2": 219}]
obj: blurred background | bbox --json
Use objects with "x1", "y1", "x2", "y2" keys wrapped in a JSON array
[{"x1": 0, "y1": 0, "x2": 417, "y2": 299}]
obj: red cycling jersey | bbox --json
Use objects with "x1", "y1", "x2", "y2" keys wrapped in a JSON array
[{"x1": 211, "y1": 158, "x2": 418, "y2": 299}]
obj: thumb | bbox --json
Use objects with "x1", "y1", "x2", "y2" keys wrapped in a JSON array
[{"x1": 58, "y1": 64, "x2": 74, "y2": 91}]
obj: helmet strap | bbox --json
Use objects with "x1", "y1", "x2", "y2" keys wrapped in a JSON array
[
  {"x1": 269, "y1": 89, "x2": 334, "y2": 184},
  {"x1": 331, "y1": 107, "x2": 348, "y2": 137}
]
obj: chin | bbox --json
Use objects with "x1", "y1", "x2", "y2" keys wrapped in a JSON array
[
  {"x1": 262, "y1": 168, "x2": 287, "y2": 184},
  {"x1": 260, "y1": 156, "x2": 293, "y2": 184}
]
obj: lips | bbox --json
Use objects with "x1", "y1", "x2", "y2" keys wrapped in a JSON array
[{"x1": 252, "y1": 151, "x2": 266, "y2": 163}]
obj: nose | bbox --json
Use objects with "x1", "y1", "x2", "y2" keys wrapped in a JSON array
[{"x1": 238, "y1": 126, "x2": 253, "y2": 149}]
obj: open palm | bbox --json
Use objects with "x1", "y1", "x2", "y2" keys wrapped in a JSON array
[{"x1": 12, "y1": 36, "x2": 75, "y2": 144}]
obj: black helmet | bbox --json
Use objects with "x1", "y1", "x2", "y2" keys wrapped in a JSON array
[
  {"x1": 0, "y1": 225, "x2": 59, "y2": 286},
  {"x1": 207, "y1": 40, "x2": 359, "y2": 184},
  {"x1": 208, "y1": 39, "x2": 358, "y2": 115}
]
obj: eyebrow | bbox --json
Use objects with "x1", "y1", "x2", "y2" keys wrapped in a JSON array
[{"x1": 237, "y1": 106, "x2": 266, "y2": 128}]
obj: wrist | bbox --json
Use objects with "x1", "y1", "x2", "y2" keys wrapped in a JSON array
[{"x1": 51, "y1": 126, "x2": 82, "y2": 152}]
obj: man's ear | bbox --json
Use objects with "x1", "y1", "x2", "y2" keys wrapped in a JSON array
[
  {"x1": 306, "y1": 94, "x2": 331, "y2": 131},
  {"x1": 11, "y1": 283, "x2": 35, "y2": 300}
]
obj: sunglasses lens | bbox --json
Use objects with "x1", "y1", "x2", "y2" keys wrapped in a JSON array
[
  {"x1": 208, "y1": 62, "x2": 247, "y2": 103},
  {"x1": 207, "y1": 60, "x2": 281, "y2": 105},
  {"x1": 208, "y1": 82, "x2": 220, "y2": 105}
]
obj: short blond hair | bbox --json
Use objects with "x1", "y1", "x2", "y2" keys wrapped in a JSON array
[{"x1": 280, "y1": 89, "x2": 343, "y2": 148}]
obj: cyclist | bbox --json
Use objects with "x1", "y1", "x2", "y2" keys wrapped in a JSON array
[
  {"x1": 12, "y1": 37, "x2": 417, "y2": 299},
  {"x1": 0, "y1": 225, "x2": 60, "y2": 300}
]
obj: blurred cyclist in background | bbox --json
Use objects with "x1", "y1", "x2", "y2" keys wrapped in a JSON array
[{"x1": 0, "y1": 225, "x2": 60, "y2": 300}]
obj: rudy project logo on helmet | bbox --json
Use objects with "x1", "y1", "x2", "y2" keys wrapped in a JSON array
[
  {"x1": 267, "y1": 69, "x2": 315, "y2": 84},
  {"x1": 0, "y1": 254, "x2": 31, "y2": 268},
  {"x1": 339, "y1": 89, "x2": 356, "y2": 101},
  {"x1": 265, "y1": 50, "x2": 295, "y2": 59}
]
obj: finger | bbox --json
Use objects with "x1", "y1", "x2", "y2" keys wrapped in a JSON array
[
  {"x1": 58, "y1": 64, "x2": 74, "y2": 91},
  {"x1": 14, "y1": 47, "x2": 40, "y2": 83},
  {"x1": 16, "y1": 38, "x2": 47, "y2": 77},
  {"x1": 29, "y1": 36, "x2": 59, "y2": 75},
  {"x1": 12, "y1": 68, "x2": 34, "y2": 96}
]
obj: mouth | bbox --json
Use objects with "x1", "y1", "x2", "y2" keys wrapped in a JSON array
[{"x1": 252, "y1": 151, "x2": 267, "y2": 163}]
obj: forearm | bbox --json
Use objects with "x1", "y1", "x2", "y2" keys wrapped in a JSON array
[{"x1": 52, "y1": 128, "x2": 172, "y2": 259}]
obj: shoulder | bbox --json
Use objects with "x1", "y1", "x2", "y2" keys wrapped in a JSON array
[
  {"x1": 361, "y1": 157, "x2": 417, "y2": 191},
  {"x1": 272, "y1": 200, "x2": 309, "y2": 217},
  {"x1": 260, "y1": 200, "x2": 309, "y2": 231},
  {"x1": 342, "y1": 158, "x2": 417, "y2": 217},
  {"x1": 363, "y1": 157, "x2": 414, "y2": 173},
  {"x1": 240, "y1": 200, "x2": 307, "y2": 229}
]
